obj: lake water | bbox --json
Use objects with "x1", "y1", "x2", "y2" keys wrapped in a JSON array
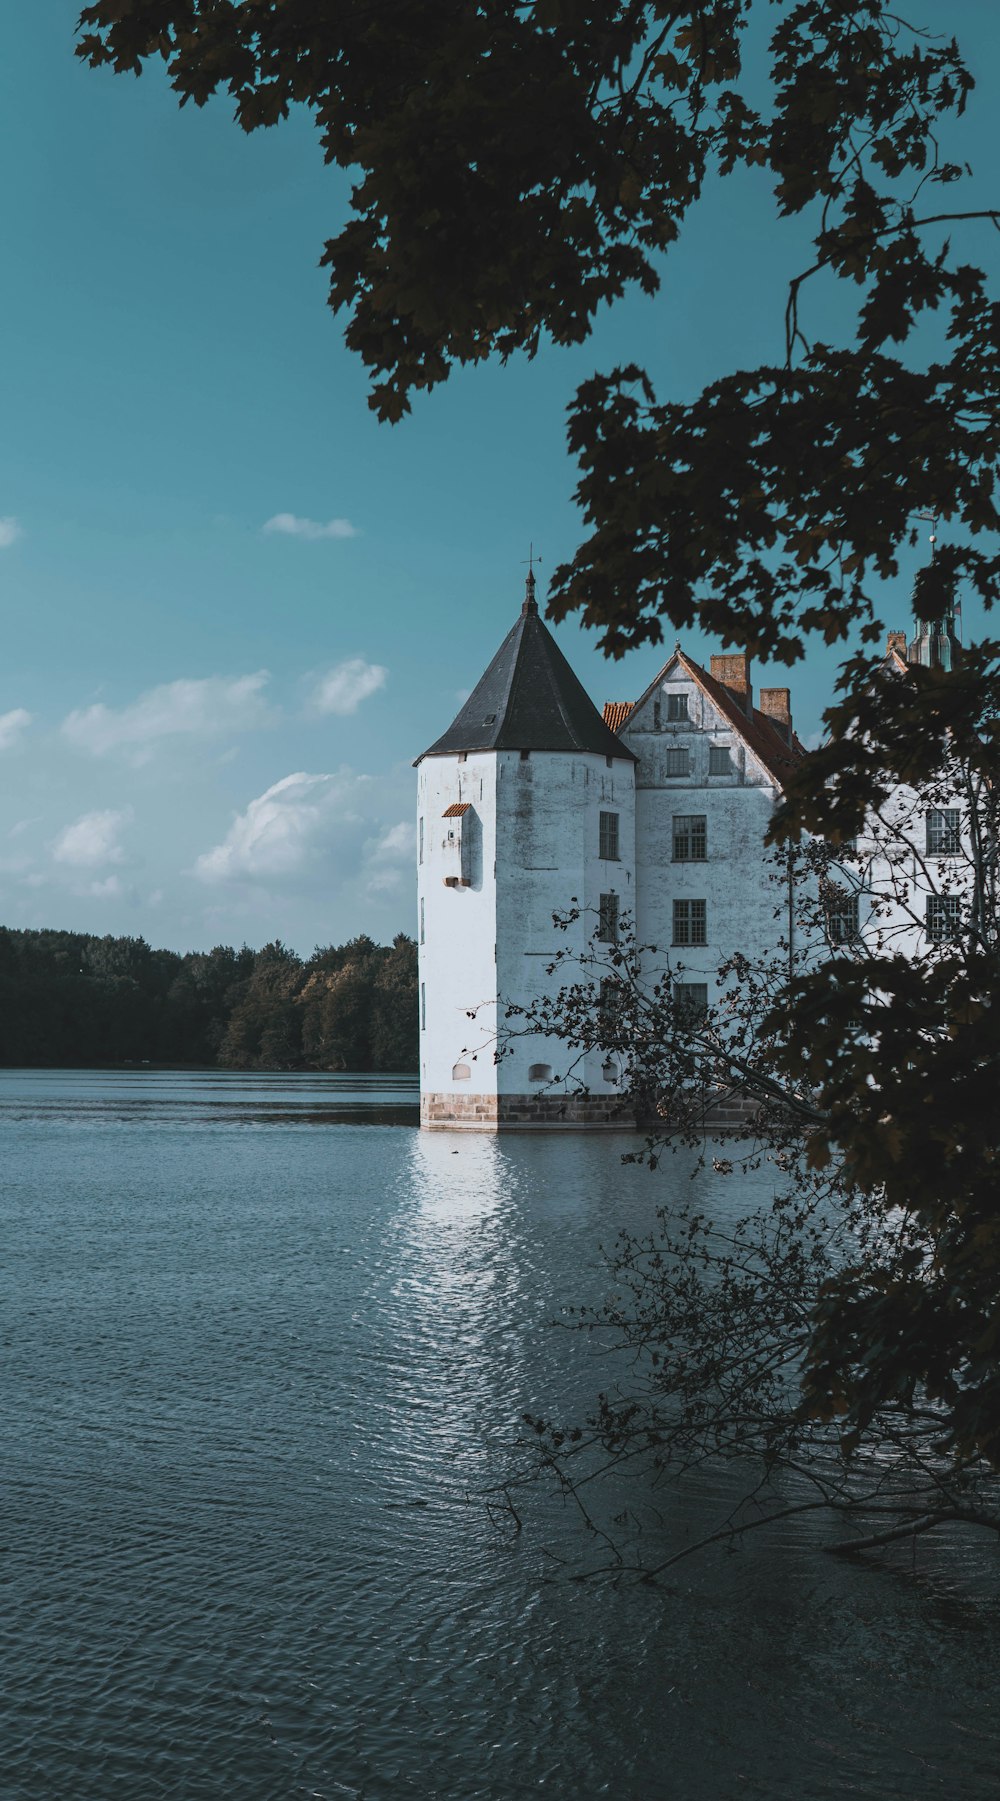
[{"x1": 2, "y1": 1069, "x2": 998, "y2": 1799}]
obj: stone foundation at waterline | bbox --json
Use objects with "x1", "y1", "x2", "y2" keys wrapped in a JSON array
[
  {"x1": 420, "y1": 1092, "x2": 634, "y2": 1131},
  {"x1": 421, "y1": 1087, "x2": 771, "y2": 1133}
]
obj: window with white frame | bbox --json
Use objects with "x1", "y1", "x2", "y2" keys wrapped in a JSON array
[
  {"x1": 674, "y1": 981, "x2": 708, "y2": 1023},
  {"x1": 673, "y1": 814, "x2": 707, "y2": 861},
  {"x1": 672, "y1": 899, "x2": 707, "y2": 946},
  {"x1": 599, "y1": 811, "x2": 620, "y2": 860},
  {"x1": 926, "y1": 894, "x2": 962, "y2": 941},
  {"x1": 709, "y1": 744, "x2": 731, "y2": 775},
  {"x1": 825, "y1": 892, "x2": 860, "y2": 944},
  {"x1": 665, "y1": 748, "x2": 689, "y2": 777},
  {"x1": 926, "y1": 808, "x2": 960, "y2": 855},
  {"x1": 597, "y1": 892, "x2": 619, "y2": 942}
]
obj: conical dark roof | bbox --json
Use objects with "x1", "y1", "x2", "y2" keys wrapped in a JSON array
[{"x1": 417, "y1": 575, "x2": 635, "y2": 762}]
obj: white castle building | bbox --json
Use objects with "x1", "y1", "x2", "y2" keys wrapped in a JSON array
[{"x1": 415, "y1": 571, "x2": 964, "y2": 1131}]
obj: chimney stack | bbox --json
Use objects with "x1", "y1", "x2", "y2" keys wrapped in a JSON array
[
  {"x1": 759, "y1": 687, "x2": 792, "y2": 745},
  {"x1": 710, "y1": 652, "x2": 752, "y2": 715}
]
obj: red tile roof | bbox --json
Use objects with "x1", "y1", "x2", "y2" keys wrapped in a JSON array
[
  {"x1": 602, "y1": 701, "x2": 634, "y2": 734},
  {"x1": 442, "y1": 802, "x2": 471, "y2": 818}
]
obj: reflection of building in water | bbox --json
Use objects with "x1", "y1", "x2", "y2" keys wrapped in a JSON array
[{"x1": 415, "y1": 572, "x2": 960, "y2": 1131}]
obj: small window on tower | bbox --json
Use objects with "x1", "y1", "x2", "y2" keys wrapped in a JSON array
[
  {"x1": 420, "y1": 983, "x2": 426, "y2": 1030},
  {"x1": 709, "y1": 745, "x2": 731, "y2": 776},
  {"x1": 666, "y1": 693, "x2": 689, "y2": 721},
  {"x1": 599, "y1": 811, "x2": 620, "y2": 860},
  {"x1": 665, "y1": 748, "x2": 689, "y2": 777},
  {"x1": 419, "y1": 897, "x2": 425, "y2": 944},
  {"x1": 418, "y1": 817, "x2": 424, "y2": 864},
  {"x1": 452, "y1": 1062, "x2": 471, "y2": 1081},
  {"x1": 528, "y1": 1062, "x2": 553, "y2": 1083}
]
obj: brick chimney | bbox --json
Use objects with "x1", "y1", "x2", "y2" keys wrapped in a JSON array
[
  {"x1": 759, "y1": 687, "x2": 792, "y2": 744},
  {"x1": 710, "y1": 652, "x2": 752, "y2": 715},
  {"x1": 886, "y1": 629, "x2": 907, "y2": 658}
]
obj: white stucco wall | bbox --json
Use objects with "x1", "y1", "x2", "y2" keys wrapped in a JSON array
[
  {"x1": 417, "y1": 752, "x2": 499, "y2": 1098},
  {"x1": 494, "y1": 749, "x2": 636, "y2": 1097},
  {"x1": 621, "y1": 667, "x2": 786, "y2": 994}
]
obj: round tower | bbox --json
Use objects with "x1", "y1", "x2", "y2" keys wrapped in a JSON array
[{"x1": 414, "y1": 573, "x2": 637, "y2": 1130}]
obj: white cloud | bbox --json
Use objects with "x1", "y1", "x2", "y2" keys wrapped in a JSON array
[
  {"x1": 263, "y1": 512, "x2": 358, "y2": 541},
  {"x1": 62, "y1": 672, "x2": 272, "y2": 759},
  {"x1": 195, "y1": 770, "x2": 369, "y2": 885},
  {"x1": 0, "y1": 709, "x2": 32, "y2": 750},
  {"x1": 309, "y1": 658, "x2": 387, "y2": 717},
  {"x1": 87, "y1": 875, "x2": 123, "y2": 898},
  {"x1": 52, "y1": 808, "x2": 132, "y2": 870},
  {"x1": 0, "y1": 518, "x2": 22, "y2": 549},
  {"x1": 368, "y1": 821, "x2": 413, "y2": 864}
]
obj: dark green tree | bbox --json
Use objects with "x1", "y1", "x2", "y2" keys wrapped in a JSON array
[{"x1": 74, "y1": 3, "x2": 1000, "y2": 1464}]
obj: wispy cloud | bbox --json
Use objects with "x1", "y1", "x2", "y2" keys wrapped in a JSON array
[
  {"x1": 309, "y1": 658, "x2": 387, "y2": 717},
  {"x1": 52, "y1": 807, "x2": 132, "y2": 870},
  {"x1": 62, "y1": 673, "x2": 272, "y2": 759},
  {"x1": 0, "y1": 517, "x2": 22, "y2": 549},
  {"x1": 0, "y1": 708, "x2": 32, "y2": 750},
  {"x1": 263, "y1": 513, "x2": 358, "y2": 541},
  {"x1": 195, "y1": 770, "x2": 369, "y2": 885}
]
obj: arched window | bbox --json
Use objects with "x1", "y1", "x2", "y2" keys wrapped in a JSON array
[
  {"x1": 528, "y1": 1062, "x2": 552, "y2": 1083},
  {"x1": 451, "y1": 1062, "x2": 471, "y2": 1081}
]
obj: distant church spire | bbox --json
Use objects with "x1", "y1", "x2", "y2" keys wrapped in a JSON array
[{"x1": 908, "y1": 516, "x2": 962, "y2": 670}]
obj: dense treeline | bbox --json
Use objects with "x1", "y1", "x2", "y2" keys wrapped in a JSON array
[{"x1": 0, "y1": 928, "x2": 417, "y2": 1071}]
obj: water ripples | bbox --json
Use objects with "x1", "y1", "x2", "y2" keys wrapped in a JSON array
[{"x1": 0, "y1": 1072, "x2": 997, "y2": 1798}]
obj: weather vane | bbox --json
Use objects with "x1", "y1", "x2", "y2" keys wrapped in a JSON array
[{"x1": 522, "y1": 543, "x2": 542, "y2": 575}]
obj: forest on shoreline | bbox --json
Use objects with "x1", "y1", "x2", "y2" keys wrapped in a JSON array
[{"x1": 0, "y1": 928, "x2": 418, "y2": 1071}]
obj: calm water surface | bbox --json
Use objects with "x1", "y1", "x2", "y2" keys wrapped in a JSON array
[{"x1": 1, "y1": 1069, "x2": 998, "y2": 1799}]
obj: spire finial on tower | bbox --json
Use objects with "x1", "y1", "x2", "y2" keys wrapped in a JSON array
[
  {"x1": 522, "y1": 543, "x2": 541, "y2": 614},
  {"x1": 908, "y1": 511, "x2": 961, "y2": 669}
]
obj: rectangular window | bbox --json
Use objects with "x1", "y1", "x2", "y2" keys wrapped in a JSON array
[
  {"x1": 674, "y1": 982, "x2": 709, "y2": 1023},
  {"x1": 599, "y1": 811, "x2": 620, "y2": 860},
  {"x1": 419, "y1": 896, "x2": 425, "y2": 944},
  {"x1": 672, "y1": 899, "x2": 707, "y2": 946},
  {"x1": 597, "y1": 892, "x2": 619, "y2": 942},
  {"x1": 673, "y1": 814, "x2": 707, "y2": 862},
  {"x1": 926, "y1": 894, "x2": 962, "y2": 942},
  {"x1": 420, "y1": 982, "x2": 426, "y2": 1030},
  {"x1": 418, "y1": 816, "x2": 424, "y2": 864},
  {"x1": 666, "y1": 692, "x2": 689, "y2": 721},
  {"x1": 825, "y1": 893, "x2": 860, "y2": 945},
  {"x1": 709, "y1": 744, "x2": 731, "y2": 776},
  {"x1": 665, "y1": 748, "x2": 689, "y2": 777},
  {"x1": 599, "y1": 977, "x2": 623, "y2": 1025},
  {"x1": 926, "y1": 808, "x2": 960, "y2": 855}
]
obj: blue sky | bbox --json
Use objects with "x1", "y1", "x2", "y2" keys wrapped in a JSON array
[{"x1": 1, "y1": 4, "x2": 997, "y2": 953}]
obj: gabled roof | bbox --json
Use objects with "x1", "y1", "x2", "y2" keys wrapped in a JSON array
[
  {"x1": 614, "y1": 648, "x2": 805, "y2": 786},
  {"x1": 417, "y1": 575, "x2": 636, "y2": 763}
]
